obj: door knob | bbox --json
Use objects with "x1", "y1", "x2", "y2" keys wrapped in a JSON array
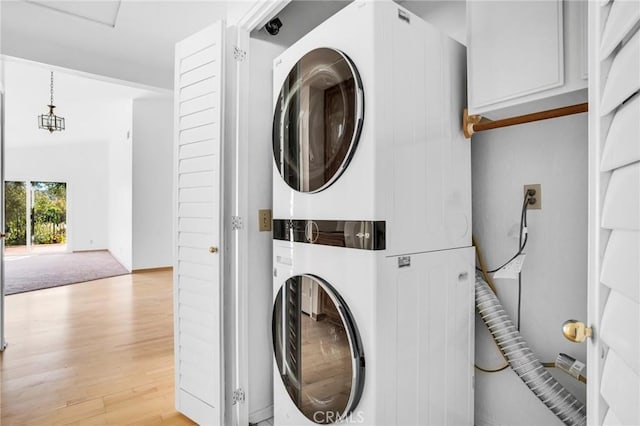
[
  {"x1": 209, "y1": 246, "x2": 218, "y2": 254},
  {"x1": 562, "y1": 320, "x2": 592, "y2": 343}
]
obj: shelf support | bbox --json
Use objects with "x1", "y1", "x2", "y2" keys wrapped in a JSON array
[{"x1": 463, "y1": 102, "x2": 589, "y2": 139}]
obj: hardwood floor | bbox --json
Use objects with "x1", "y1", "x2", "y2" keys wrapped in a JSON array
[{"x1": 0, "y1": 270, "x2": 196, "y2": 426}]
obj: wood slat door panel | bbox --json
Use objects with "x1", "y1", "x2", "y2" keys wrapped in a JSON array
[
  {"x1": 600, "y1": 290, "x2": 640, "y2": 375},
  {"x1": 600, "y1": 96, "x2": 640, "y2": 171},
  {"x1": 181, "y1": 94, "x2": 217, "y2": 116},
  {"x1": 180, "y1": 140, "x2": 217, "y2": 160},
  {"x1": 601, "y1": 163, "x2": 640, "y2": 230},
  {"x1": 179, "y1": 123, "x2": 220, "y2": 145},
  {"x1": 600, "y1": 0, "x2": 640, "y2": 61},
  {"x1": 180, "y1": 78, "x2": 219, "y2": 103},
  {"x1": 600, "y1": 30, "x2": 640, "y2": 115},
  {"x1": 174, "y1": 20, "x2": 224, "y2": 425},
  {"x1": 600, "y1": 350, "x2": 640, "y2": 424},
  {"x1": 180, "y1": 155, "x2": 219, "y2": 174},
  {"x1": 179, "y1": 171, "x2": 216, "y2": 189},
  {"x1": 591, "y1": 2, "x2": 640, "y2": 424},
  {"x1": 180, "y1": 45, "x2": 219, "y2": 74},
  {"x1": 600, "y1": 230, "x2": 640, "y2": 303},
  {"x1": 180, "y1": 109, "x2": 217, "y2": 130}
]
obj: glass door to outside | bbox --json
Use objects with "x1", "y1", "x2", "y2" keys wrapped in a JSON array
[{"x1": 3, "y1": 181, "x2": 67, "y2": 255}]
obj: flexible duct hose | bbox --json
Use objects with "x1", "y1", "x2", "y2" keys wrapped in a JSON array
[{"x1": 475, "y1": 273, "x2": 587, "y2": 426}]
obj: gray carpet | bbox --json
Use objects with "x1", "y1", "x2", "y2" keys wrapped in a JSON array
[{"x1": 4, "y1": 251, "x2": 130, "y2": 295}]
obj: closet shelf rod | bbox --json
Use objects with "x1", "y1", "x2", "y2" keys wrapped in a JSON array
[{"x1": 463, "y1": 102, "x2": 588, "y2": 138}]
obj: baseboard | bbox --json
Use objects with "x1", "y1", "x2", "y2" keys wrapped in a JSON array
[
  {"x1": 132, "y1": 266, "x2": 173, "y2": 274},
  {"x1": 249, "y1": 404, "x2": 273, "y2": 424},
  {"x1": 72, "y1": 249, "x2": 108, "y2": 253}
]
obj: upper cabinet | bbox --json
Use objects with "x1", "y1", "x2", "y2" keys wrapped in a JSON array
[{"x1": 467, "y1": 0, "x2": 587, "y2": 116}]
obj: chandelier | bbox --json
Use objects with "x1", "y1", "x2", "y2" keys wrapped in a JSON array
[{"x1": 38, "y1": 71, "x2": 65, "y2": 133}]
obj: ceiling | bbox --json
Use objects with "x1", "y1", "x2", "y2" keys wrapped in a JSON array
[
  {"x1": 1, "y1": 1, "x2": 465, "y2": 89},
  {"x1": 3, "y1": 58, "x2": 165, "y2": 147},
  {"x1": 1, "y1": 0, "x2": 230, "y2": 89}
]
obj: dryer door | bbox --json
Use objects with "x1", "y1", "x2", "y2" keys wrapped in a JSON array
[
  {"x1": 273, "y1": 48, "x2": 363, "y2": 193},
  {"x1": 273, "y1": 274, "x2": 365, "y2": 424}
]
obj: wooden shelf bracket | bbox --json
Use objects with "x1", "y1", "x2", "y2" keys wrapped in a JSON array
[{"x1": 463, "y1": 102, "x2": 589, "y2": 139}]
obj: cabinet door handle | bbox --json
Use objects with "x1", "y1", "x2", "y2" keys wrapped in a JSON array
[{"x1": 209, "y1": 246, "x2": 218, "y2": 254}]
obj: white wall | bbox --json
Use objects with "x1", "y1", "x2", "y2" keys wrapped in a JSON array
[
  {"x1": 472, "y1": 113, "x2": 588, "y2": 425},
  {"x1": 132, "y1": 98, "x2": 173, "y2": 270},
  {"x1": 107, "y1": 100, "x2": 133, "y2": 271},
  {"x1": 246, "y1": 37, "x2": 285, "y2": 422},
  {"x1": 398, "y1": 0, "x2": 467, "y2": 45},
  {"x1": 5, "y1": 141, "x2": 110, "y2": 252}
]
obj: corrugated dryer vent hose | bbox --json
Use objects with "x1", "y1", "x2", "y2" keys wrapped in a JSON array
[{"x1": 475, "y1": 273, "x2": 587, "y2": 426}]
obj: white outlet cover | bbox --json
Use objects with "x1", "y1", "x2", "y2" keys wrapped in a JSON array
[{"x1": 493, "y1": 253, "x2": 526, "y2": 279}]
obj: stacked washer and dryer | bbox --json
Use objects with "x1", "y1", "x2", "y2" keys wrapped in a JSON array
[{"x1": 271, "y1": 2, "x2": 473, "y2": 425}]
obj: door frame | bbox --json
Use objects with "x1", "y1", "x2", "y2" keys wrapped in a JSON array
[
  {"x1": 229, "y1": 1, "x2": 291, "y2": 424},
  {"x1": 1, "y1": 88, "x2": 6, "y2": 351},
  {"x1": 586, "y1": 1, "x2": 604, "y2": 423}
]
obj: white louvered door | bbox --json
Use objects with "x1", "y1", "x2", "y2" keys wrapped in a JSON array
[
  {"x1": 588, "y1": 1, "x2": 640, "y2": 425},
  {"x1": 174, "y1": 21, "x2": 225, "y2": 425}
]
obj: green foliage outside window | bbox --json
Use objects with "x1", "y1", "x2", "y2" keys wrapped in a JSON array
[
  {"x1": 32, "y1": 182, "x2": 67, "y2": 244},
  {"x1": 4, "y1": 181, "x2": 67, "y2": 246},
  {"x1": 4, "y1": 181, "x2": 27, "y2": 245}
]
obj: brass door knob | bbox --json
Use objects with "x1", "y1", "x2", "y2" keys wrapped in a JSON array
[
  {"x1": 209, "y1": 246, "x2": 218, "y2": 254},
  {"x1": 562, "y1": 320, "x2": 592, "y2": 343}
]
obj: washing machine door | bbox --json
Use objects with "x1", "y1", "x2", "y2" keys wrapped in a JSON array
[
  {"x1": 273, "y1": 275, "x2": 365, "y2": 424},
  {"x1": 273, "y1": 48, "x2": 364, "y2": 193}
]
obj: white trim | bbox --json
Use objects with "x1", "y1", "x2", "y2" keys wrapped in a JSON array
[
  {"x1": 26, "y1": 181, "x2": 32, "y2": 253},
  {"x1": 236, "y1": 0, "x2": 291, "y2": 33},
  {"x1": 232, "y1": 1, "x2": 290, "y2": 423},
  {"x1": 224, "y1": 23, "x2": 250, "y2": 426},
  {"x1": 249, "y1": 404, "x2": 274, "y2": 424},
  {"x1": 0, "y1": 90, "x2": 6, "y2": 351},
  {"x1": 587, "y1": 1, "x2": 604, "y2": 424}
]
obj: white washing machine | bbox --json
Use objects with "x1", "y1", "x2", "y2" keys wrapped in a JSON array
[
  {"x1": 272, "y1": 0, "x2": 470, "y2": 256},
  {"x1": 271, "y1": 1, "x2": 474, "y2": 424},
  {"x1": 272, "y1": 240, "x2": 475, "y2": 425}
]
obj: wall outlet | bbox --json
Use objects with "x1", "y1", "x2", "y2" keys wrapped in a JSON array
[
  {"x1": 524, "y1": 184, "x2": 541, "y2": 209},
  {"x1": 258, "y1": 209, "x2": 272, "y2": 232}
]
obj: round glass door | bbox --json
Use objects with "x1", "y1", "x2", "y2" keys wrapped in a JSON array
[
  {"x1": 272, "y1": 48, "x2": 364, "y2": 193},
  {"x1": 273, "y1": 275, "x2": 365, "y2": 424}
]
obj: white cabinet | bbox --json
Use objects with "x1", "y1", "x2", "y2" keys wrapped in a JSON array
[{"x1": 467, "y1": 0, "x2": 587, "y2": 116}]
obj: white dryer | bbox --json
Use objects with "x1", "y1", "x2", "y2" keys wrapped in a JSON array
[
  {"x1": 272, "y1": 240, "x2": 475, "y2": 425},
  {"x1": 272, "y1": 0, "x2": 470, "y2": 256}
]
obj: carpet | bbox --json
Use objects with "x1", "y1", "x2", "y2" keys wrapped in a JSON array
[{"x1": 4, "y1": 251, "x2": 130, "y2": 295}]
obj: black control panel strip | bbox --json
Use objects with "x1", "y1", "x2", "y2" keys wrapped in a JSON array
[{"x1": 273, "y1": 219, "x2": 385, "y2": 250}]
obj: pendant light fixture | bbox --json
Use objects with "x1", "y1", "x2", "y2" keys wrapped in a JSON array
[{"x1": 38, "y1": 71, "x2": 65, "y2": 133}]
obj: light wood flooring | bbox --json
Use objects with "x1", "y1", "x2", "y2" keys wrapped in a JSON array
[{"x1": 0, "y1": 270, "x2": 196, "y2": 426}]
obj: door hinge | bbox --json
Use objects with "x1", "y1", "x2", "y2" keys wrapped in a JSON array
[
  {"x1": 232, "y1": 387, "x2": 245, "y2": 405},
  {"x1": 232, "y1": 216, "x2": 243, "y2": 230},
  {"x1": 233, "y1": 46, "x2": 247, "y2": 62}
]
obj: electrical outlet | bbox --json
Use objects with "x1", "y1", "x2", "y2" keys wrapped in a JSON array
[
  {"x1": 524, "y1": 184, "x2": 541, "y2": 209},
  {"x1": 258, "y1": 209, "x2": 272, "y2": 232}
]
